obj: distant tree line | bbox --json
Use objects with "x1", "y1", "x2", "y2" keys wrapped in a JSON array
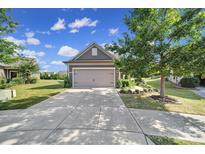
[{"x1": 40, "y1": 72, "x2": 67, "y2": 80}]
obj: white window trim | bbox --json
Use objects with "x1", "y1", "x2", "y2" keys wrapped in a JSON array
[{"x1": 72, "y1": 67, "x2": 116, "y2": 88}]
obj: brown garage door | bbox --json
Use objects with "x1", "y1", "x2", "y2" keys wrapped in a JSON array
[{"x1": 73, "y1": 68, "x2": 115, "y2": 88}]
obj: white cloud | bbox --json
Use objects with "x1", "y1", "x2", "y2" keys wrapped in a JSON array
[
  {"x1": 25, "y1": 32, "x2": 34, "y2": 38},
  {"x1": 109, "y1": 28, "x2": 119, "y2": 36},
  {"x1": 26, "y1": 37, "x2": 40, "y2": 45},
  {"x1": 25, "y1": 31, "x2": 40, "y2": 45},
  {"x1": 4, "y1": 36, "x2": 25, "y2": 46},
  {"x1": 42, "y1": 65, "x2": 50, "y2": 69},
  {"x1": 44, "y1": 44, "x2": 53, "y2": 48},
  {"x1": 91, "y1": 30, "x2": 96, "y2": 34},
  {"x1": 68, "y1": 17, "x2": 98, "y2": 30},
  {"x1": 38, "y1": 60, "x2": 47, "y2": 65},
  {"x1": 36, "y1": 30, "x2": 51, "y2": 35},
  {"x1": 51, "y1": 18, "x2": 66, "y2": 31},
  {"x1": 70, "y1": 29, "x2": 79, "y2": 33},
  {"x1": 18, "y1": 49, "x2": 45, "y2": 58},
  {"x1": 58, "y1": 45, "x2": 79, "y2": 57},
  {"x1": 51, "y1": 60, "x2": 63, "y2": 65}
]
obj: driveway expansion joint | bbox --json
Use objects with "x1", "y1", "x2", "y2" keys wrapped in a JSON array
[{"x1": 127, "y1": 108, "x2": 148, "y2": 144}]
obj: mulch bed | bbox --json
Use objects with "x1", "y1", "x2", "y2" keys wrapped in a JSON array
[{"x1": 150, "y1": 95, "x2": 179, "y2": 104}]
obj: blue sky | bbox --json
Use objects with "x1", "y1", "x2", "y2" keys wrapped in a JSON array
[{"x1": 5, "y1": 8, "x2": 130, "y2": 72}]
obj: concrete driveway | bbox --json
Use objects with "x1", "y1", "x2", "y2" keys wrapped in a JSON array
[
  {"x1": 0, "y1": 88, "x2": 152, "y2": 145},
  {"x1": 194, "y1": 87, "x2": 205, "y2": 98},
  {"x1": 1, "y1": 88, "x2": 205, "y2": 144}
]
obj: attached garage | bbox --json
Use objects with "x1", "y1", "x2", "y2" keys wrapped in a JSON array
[
  {"x1": 63, "y1": 42, "x2": 120, "y2": 88},
  {"x1": 73, "y1": 68, "x2": 115, "y2": 88}
]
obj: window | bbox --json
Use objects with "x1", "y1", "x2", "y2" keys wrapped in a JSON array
[{"x1": 92, "y1": 48, "x2": 97, "y2": 56}]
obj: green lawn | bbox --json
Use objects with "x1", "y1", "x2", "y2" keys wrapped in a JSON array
[
  {"x1": 120, "y1": 78, "x2": 205, "y2": 115},
  {"x1": 147, "y1": 135, "x2": 205, "y2": 145},
  {"x1": 0, "y1": 80, "x2": 65, "y2": 110}
]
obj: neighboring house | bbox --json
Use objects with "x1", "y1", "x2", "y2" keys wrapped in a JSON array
[
  {"x1": 0, "y1": 63, "x2": 18, "y2": 80},
  {"x1": 168, "y1": 75, "x2": 182, "y2": 85},
  {"x1": 0, "y1": 61, "x2": 40, "y2": 80},
  {"x1": 63, "y1": 42, "x2": 120, "y2": 88},
  {"x1": 168, "y1": 75, "x2": 205, "y2": 86}
]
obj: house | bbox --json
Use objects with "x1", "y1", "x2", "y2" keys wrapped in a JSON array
[
  {"x1": 169, "y1": 75, "x2": 205, "y2": 86},
  {"x1": 0, "y1": 63, "x2": 18, "y2": 80},
  {"x1": 63, "y1": 42, "x2": 120, "y2": 88},
  {"x1": 0, "y1": 60, "x2": 40, "y2": 80},
  {"x1": 168, "y1": 75, "x2": 182, "y2": 85}
]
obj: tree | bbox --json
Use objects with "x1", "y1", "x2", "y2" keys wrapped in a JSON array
[
  {"x1": 109, "y1": 9, "x2": 205, "y2": 98},
  {"x1": 0, "y1": 9, "x2": 22, "y2": 63},
  {"x1": 18, "y1": 58, "x2": 39, "y2": 83}
]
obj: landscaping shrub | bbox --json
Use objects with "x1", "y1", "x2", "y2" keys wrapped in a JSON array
[
  {"x1": 180, "y1": 77, "x2": 200, "y2": 88},
  {"x1": 117, "y1": 79, "x2": 136, "y2": 88},
  {"x1": 116, "y1": 79, "x2": 122, "y2": 88},
  {"x1": 0, "y1": 79, "x2": 7, "y2": 89},
  {"x1": 25, "y1": 77, "x2": 38, "y2": 84},
  {"x1": 11, "y1": 77, "x2": 25, "y2": 85},
  {"x1": 64, "y1": 78, "x2": 71, "y2": 88},
  {"x1": 0, "y1": 79, "x2": 14, "y2": 89},
  {"x1": 29, "y1": 77, "x2": 38, "y2": 84}
]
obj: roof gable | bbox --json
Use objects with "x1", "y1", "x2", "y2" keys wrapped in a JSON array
[{"x1": 69, "y1": 43, "x2": 114, "y2": 62}]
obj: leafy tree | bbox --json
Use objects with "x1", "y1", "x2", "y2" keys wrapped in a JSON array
[
  {"x1": 109, "y1": 9, "x2": 205, "y2": 98},
  {"x1": 0, "y1": 9, "x2": 22, "y2": 63},
  {"x1": 18, "y1": 58, "x2": 39, "y2": 83}
]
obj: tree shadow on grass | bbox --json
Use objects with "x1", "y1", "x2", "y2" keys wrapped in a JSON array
[
  {"x1": 120, "y1": 94, "x2": 168, "y2": 111},
  {"x1": 0, "y1": 92, "x2": 60, "y2": 110},
  {"x1": 147, "y1": 135, "x2": 178, "y2": 145},
  {"x1": 147, "y1": 79, "x2": 202, "y2": 100}
]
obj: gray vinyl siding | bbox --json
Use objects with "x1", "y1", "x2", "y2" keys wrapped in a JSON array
[{"x1": 77, "y1": 47, "x2": 112, "y2": 60}]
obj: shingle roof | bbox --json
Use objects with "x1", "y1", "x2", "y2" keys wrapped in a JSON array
[{"x1": 63, "y1": 42, "x2": 116, "y2": 63}]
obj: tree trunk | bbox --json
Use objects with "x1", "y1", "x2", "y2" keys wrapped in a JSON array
[{"x1": 160, "y1": 75, "x2": 165, "y2": 98}]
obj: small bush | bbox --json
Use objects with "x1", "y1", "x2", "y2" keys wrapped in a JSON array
[
  {"x1": 11, "y1": 77, "x2": 25, "y2": 85},
  {"x1": 25, "y1": 77, "x2": 38, "y2": 84},
  {"x1": 180, "y1": 77, "x2": 200, "y2": 88},
  {"x1": 116, "y1": 79, "x2": 122, "y2": 88},
  {"x1": 0, "y1": 79, "x2": 7, "y2": 89},
  {"x1": 30, "y1": 77, "x2": 38, "y2": 84},
  {"x1": 0, "y1": 79, "x2": 14, "y2": 89},
  {"x1": 117, "y1": 79, "x2": 136, "y2": 88},
  {"x1": 64, "y1": 78, "x2": 71, "y2": 88}
]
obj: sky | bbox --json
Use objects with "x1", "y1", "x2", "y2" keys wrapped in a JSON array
[{"x1": 4, "y1": 8, "x2": 130, "y2": 72}]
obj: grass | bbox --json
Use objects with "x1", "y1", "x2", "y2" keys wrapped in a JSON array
[
  {"x1": 147, "y1": 135, "x2": 205, "y2": 145},
  {"x1": 0, "y1": 80, "x2": 65, "y2": 110},
  {"x1": 120, "y1": 78, "x2": 205, "y2": 115}
]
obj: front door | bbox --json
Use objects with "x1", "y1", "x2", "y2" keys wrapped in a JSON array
[{"x1": 10, "y1": 71, "x2": 17, "y2": 79}]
